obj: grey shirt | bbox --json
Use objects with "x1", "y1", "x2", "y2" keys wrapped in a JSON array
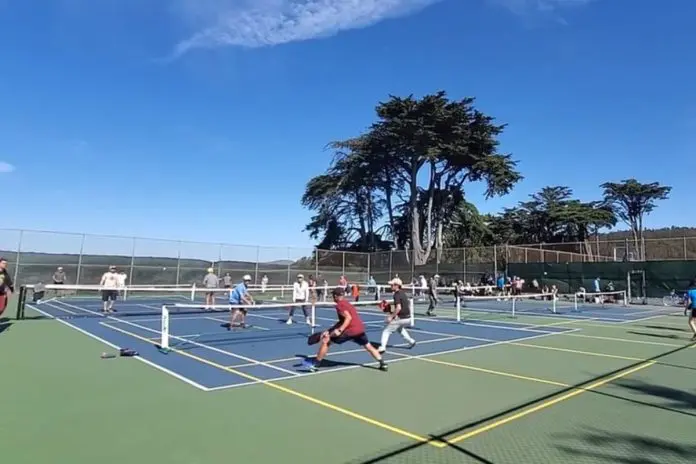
[
  {"x1": 53, "y1": 271, "x2": 66, "y2": 283},
  {"x1": 223, "y1": 275, "x2": 232, "y2": 286},
  {"x1": 203, "y1": 273, "x2": 219, "y2": 288}
]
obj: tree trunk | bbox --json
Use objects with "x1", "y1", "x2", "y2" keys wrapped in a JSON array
[{"x1": 409, "y1": 165, "x2": 428, "y2": 266}]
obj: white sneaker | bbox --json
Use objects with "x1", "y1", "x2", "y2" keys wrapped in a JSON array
[
  {"x1": 286, "y1": 318, "x2": 293, "y2": 325},
  {"x1": 378, "y1": 346, "x2": 386, "y2": 353},
  {"x1": 305, "y1": 317, "x2": 311, "y2": 325}
]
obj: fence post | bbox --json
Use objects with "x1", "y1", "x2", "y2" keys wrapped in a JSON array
[
  {"x1": 684, "y1": 236, "x2": 688, "y2": 260},
  {"x1": 217, "y1": 244, "x2": 223, "y2": 276},
  {"x1": 389, "y1": 250, "x2": 393, "y2": 279},
  {"x1": 175, "y1": 241, "x2": 182, "y2": 285},
  {"x1": 129, "y1": 237, "x2": 136, "y2": 285},
  {"x1": 286, "y1": 248, "x2": 292, "y2": 285},
  {"x1": 493, "y1": 245, "x2": 497, "y2": 277},
  {"x1": 341, "y1": 251, "x2": 346, "y2": 279},
  {"x1": 75, "y1": 234, "x2": 86, "y2": 285},
  {"x1": 462, "y1": 248, "x2": 467, "y2": 282},
  {"x1": 314, "y1": 247, "x2": 319, "y2": 279},
  {"x1": 254, "y1": 246, "x2": 260, "y2": 284},
  {"x1": 13, "y1": 230, "x2": 23, "y2": 285}
]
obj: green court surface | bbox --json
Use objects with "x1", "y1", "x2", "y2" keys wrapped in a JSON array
[{"x1": 2, "y1": 299, "x2": 695, "y2": 463}]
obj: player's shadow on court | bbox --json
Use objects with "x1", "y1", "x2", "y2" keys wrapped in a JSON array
[
  {"x1": 640, "y1": 324, "x2": 689, "y2": 332},
  {"x1": 293, "y1": 354, "x2": 383, "y2": 372},
  {"x1": 626, "y1": 330, "x2": 685, "y2": 340}
]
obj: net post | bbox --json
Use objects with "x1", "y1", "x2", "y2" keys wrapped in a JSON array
[
  {"x1": 376, "y1": 284, "x2": 381, "y2": 301},
  {"x1": 160, "y1": 305, "x2": 170, "y2": 350},
  {"x1": 621, "y1": 290, "x2": 628, "y2": 307},
  {"x1": 190, "y1": 284, "x2": 196, "y2": 301},
  {"x1": 409, "y1": 298, "x2": 415, "y2": 327},
  {"x1": 573, "y1": 293, "x2": 578, "y2": 312},
  {"x1": 456, "y1": 295, "x2": 462, "y2": 323},
  {"x1": 17, "y1": 285, "x2": 26, "y2": 320},
  {"x1": 552, "y1": 294, "x2": 557, "y2": 314},
  {"x1": 311, "y1": 302, "x2": 316, "y2": 328},
  {"x1": 511, "y1": 296, "x2": 516, "y2": 318}
]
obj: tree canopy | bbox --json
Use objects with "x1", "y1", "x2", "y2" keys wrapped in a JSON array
[{"x1": 302, "y1": 91, "x2": 672, "y2": 262}]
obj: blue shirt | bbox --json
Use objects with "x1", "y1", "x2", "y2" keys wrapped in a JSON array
[
  {"x1": 496, "y1": 277, "x2": 505, "y2": 289},
  {"x1": 229, "y1": 283, "x2": 248, "y2": 304},
  {"x1": 593, "y1": 279, "x2": 600, "y2": 292},
  {"x1": 687, "y1": 288, "x2": 696, "y2": 309}
]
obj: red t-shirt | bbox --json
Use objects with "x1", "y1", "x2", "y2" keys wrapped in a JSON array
[{"x1": 335, "y1": 299, "x2": 365, "y2": 336}]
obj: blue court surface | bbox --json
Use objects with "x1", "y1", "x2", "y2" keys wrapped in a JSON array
[{"x1": 24, "y1": 294, "x2": 676, "y2": 392}]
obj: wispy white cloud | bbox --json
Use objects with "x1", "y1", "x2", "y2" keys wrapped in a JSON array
[
  {"x1": 0, "y1": 161, "x2": 15, "y2": 173},
  {"x1": 170, "y1": 0, "x2": 439, "y2": 58},
  {"x1": 489, "y1": 0, "x2": 594, "y2": 16}
]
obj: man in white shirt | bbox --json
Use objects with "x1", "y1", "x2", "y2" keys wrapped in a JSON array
[
  {"x1": 287, "y1": 273, "x2": 310, "y2": 325},
  {"x1": 100, "y1": 266, "x2": 120, "y2": 313},
  {"x1": 117, "y1": 271, "x2": 128, "y2": 296}
]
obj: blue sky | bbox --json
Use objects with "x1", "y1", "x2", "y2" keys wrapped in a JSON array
[{"x1": 1, "y1": 0, "x2": 695, "y2": 258}]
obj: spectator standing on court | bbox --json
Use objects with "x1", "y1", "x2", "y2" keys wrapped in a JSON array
[
  {"x1": 52, "y1": 267, "x2": 67, "y2": 285},
  {"x1": 261, "y1": 274, "x2": 268, "y2": 293},
  {"x1": 426, "y1": 274, "x2": 439, "y2": 316},
  {"x1": 99, "y1": 266, "x2": 120, "y2": 313},
  {"x1": 308, "y1": 275, "x2": 317, "y2": 305},
  {"x1": 117, "y1": 271, "x2": 128, "y2": 297},
  {"x1": 288, "y1": 273, "x2": 310, "y2": 325},
  {"x1": 222, "y1": 272, "x2": 233, "y2": 295},
  {"x1": 203, "y1": 268, "x2": 219, "y2": 309},
  {"x1": 0, "y1": 258, "x2": 14, "y2": 317},
  {"x1": 339, "y1": 275, "x2": 348, "y2": 292},
  {"x1": 378, "y1": 278, "x2": 416, "y2": 353}
]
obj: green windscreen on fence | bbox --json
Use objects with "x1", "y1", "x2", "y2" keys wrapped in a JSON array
[{"x1": 507, "y1": 261, "x2": 696, "y2": 297}]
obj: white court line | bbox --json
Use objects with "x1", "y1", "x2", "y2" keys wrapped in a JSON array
[
  {"x1": 206, "y1": 329, "x2": 568, "y2": 392},
  {"x1": 50, "y1": 299, "x2": 300, "y2": 377},
  {"x1": 34, "y1": 301, "x2": 77, "y2": 315},
  {"x1": 222, "y1": 336, "x2": 461, "y2": 369},
  {"x1": 27, "y1": 303, "x2": 210, "y2": 392}
]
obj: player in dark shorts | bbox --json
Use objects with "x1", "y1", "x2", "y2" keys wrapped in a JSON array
[
  {"x1": 304, "y1": 287, "x2": 387, "y2": 372},
  {"x1": 0, "y1": 258, "x2": 14, "y2": 317},
  {"x1": 686, "y1": 280, "x2": 696, "y2": 341}
]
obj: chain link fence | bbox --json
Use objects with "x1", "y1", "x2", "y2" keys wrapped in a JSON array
[{"x1": 2, "y1": 229, "x2": 696, "y2": 288}]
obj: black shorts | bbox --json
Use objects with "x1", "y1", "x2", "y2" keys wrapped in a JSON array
[
  {"x1": 224, "y1": 285, "x2": 231, "y2": 289},
  {"x1": 101, "y1": 290, "x2": 118, "y2": 302},
  {"x1": 690, "y1": 308, "x2": 696, "y2": 318},
  {"x1": 330, "y1": 332, "x2": 370, "y2": 346}
]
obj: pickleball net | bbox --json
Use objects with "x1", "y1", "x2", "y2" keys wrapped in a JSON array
[
  {"x1": 157, "y1": 298, "x2": 416, "y2": 352},
  {"x1": 16, "y1": 283, "x2": 315, "y2": 319}
]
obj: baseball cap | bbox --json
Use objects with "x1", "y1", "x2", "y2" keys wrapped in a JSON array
[
  {"x1": 388, "y1": 278, "x2": 403, "y2": 287},
  {"x1": 242, "y1": 274, "x2": 252, "y2": 281}
]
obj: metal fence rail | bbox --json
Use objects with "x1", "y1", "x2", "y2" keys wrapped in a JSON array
[{"x1": 2, "y1": 228, "x2": 696, "y2": 288}]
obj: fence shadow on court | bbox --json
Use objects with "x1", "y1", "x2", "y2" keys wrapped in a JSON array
[{"x1": 350, "y1": 342, "x2": 696, "y2": 463}]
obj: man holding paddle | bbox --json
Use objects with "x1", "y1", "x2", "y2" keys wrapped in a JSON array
[{"x1": 305, "y1": 287, "x2": 387, "y2": 373}]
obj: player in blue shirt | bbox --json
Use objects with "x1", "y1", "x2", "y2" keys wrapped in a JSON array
[
  {"x1": 228, "y1": 274, "x2": 254, "y2": 329},
  {"x1": 686, "y1": 280, "x2": 696, "y2": 341}
]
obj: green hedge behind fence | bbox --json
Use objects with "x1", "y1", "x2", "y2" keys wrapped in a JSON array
[{"x1": 508, "y1": 261, "x2": 696, "y2": 297}]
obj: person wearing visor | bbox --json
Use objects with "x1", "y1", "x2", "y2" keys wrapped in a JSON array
[
  {"x1": 228, "y1": 274, "x2": 254, "y2": 329},
  {"x1": 288, "y1": 273, "x2": 310, "y2": 325}
]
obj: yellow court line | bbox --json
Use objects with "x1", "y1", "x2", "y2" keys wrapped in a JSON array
[
  {"x1": 565, "y1": 333, "x2": 683, "y2": 347},
  {"x1": 446, "y1": 361, "x2": 656, "y2": 444},
  {"x1": 103, "y1": 323, "x2": 441, "y2": 448},
  {"x1": 407, "y1": 355, "x2": 568, "y2": 387},
  {"x1": 512, "y1": 342, "x2": 643, "y2": 362}
]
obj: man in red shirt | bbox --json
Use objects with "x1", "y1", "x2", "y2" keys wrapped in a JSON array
[{"x1": 305, "y1": 287, "x2": 387, "y2": 372}]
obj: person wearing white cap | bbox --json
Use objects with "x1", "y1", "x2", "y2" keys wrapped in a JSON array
[
  {"x1": 426, "y1": 274, "x2": 439, "y2": 316},
  {"x1": 228, "y1": 274, "x2": 254, "y2": 329},
  {"x1": 288, "y1": 273, "x2": 310, "y2": 325},
  {"x1": 203, "y1": 267, "x2": 219, "y2": 309},
  {"x1": 378, "y1": 277, "x2": 416, "y2": 353}
]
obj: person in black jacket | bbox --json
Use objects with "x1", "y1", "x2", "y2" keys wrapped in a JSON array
[{"x1": 0, "y1": 258, "x2": 14, "y2": 316}]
